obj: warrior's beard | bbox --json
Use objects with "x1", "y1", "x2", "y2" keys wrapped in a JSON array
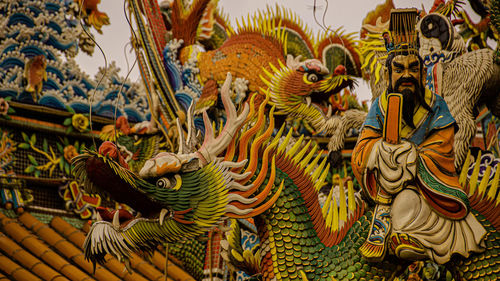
[{"x1": 388, "y1": 77, "x2": 428, "y2": 129}]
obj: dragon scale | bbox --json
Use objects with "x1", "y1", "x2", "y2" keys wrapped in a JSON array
[
  {"x1": 247, "y1": 145, "x2": 500, "y2": 280},
  {"x1": 194, "y1": 32, "x2": 285, "y2": 94}
]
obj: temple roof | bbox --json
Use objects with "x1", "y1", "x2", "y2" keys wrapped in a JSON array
[{"x1": 0, "y1": 210, "x2": 195, "y2": 281}]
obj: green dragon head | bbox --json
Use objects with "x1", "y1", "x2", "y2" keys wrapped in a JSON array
[
  {"x1": 73, "y1": 73, "x2": 283, "y2": 268},
  {"x1": 267, "y1": 55, "x2": 355, "y2": 133}
]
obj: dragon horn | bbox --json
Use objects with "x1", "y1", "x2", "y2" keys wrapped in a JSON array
[
  {"x1": 286, "y1": 54, "x2": 302, "y2": 70},
  {"x1": 197, "y1": 73, "x2": 250, "y2": 165},
  {"x1": 177, "y1": 101, "x2": 198, "y2": 155},
  {"x1": 186, "y1": 100, "x2": 197, "y2": 150},
  {"x1": 176, "y1": 118, "x2": 186, "y2": 154}
]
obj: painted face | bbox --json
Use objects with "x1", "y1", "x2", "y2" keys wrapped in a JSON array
[{"x1": 390, "y1": 54, "x2": 421, "y2": 94}]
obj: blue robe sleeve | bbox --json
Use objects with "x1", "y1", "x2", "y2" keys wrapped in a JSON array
[
  {"x1": 363, "y1": 97, "x2": 383, "y2": 132},
  {"x1": 428, "y1": 95, "x2": 457, "y2": 133}
]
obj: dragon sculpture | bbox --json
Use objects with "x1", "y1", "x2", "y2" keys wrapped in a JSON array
[
  {"x1": 128, "y1": 0, "x2": 363, "y2": 154},
  {"x1": 74, "y1": 73, "x2": 500, "y2": 280}
]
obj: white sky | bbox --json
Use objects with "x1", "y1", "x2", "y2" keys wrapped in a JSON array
[{"x1": 74, "y1": 0, "x2": 480, "y2": 102}]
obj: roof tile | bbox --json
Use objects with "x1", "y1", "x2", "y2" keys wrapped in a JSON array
[
  {"x1": 0, "y1": 212, "x2": 92, "y2": 281},
  {"x1": 19, "y1": 213, "x2": 120, "y2": 281}
]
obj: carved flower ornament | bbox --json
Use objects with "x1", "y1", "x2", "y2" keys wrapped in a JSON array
[
  {"x1": 72, "y1": 114, "x2": 89, "y2": 132},
  {"x1": 0, "y1": 98, "x2": 9, "y2": 116},
  {"x1": 63, "y1": 145, "x2": 79, "y2": 163}
]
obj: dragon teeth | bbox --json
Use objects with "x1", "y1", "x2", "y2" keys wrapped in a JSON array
[
  {"x1": 305, "y1": 96, "x2": 312, "y2": 107},
  {"x1": 112, "y1": 211, "x2": 120, "y2": 229},
  {"x1": 124, "y1": 258, "x2": 132, "y2": 274},
  {"x1": 159, "y1": 208, "x2": 169, "y2": 225},
  {"x1": 327, "y1": 104, "x2": 332, "y2": 118}
]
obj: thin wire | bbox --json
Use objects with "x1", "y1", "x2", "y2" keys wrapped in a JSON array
[
  {"x1": 77, "y1": 0, "x2": 108, "y2": 150},
  {"x1": 124, "y1": 42, "x2": 132, "y2": 74},
  {"x1": 312, "y1": 0, "x2": 347, "y2": 69},
  {"x1": 323, "y1": 0, "x2": 347, "y2": 68},
  {"x1": 112, "y1": 57, "x2": 138, "y2": 144},
  {"x1": 123, "y1": 0, "x2": 167, "y2": 139},
  {"x1": 123, "y1": 0, "x2": 140, "y2": 66},
  {"x1": 112, "y1": 0, "x2": 139, "y2": 144}
]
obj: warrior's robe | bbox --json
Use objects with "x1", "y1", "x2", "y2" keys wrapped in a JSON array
[{"x1": 352, "y1": 89, "x2": 486, "y2": 264}]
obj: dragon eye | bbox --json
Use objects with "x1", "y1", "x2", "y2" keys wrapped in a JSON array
[
  {"x1": 307, "y1": 73, "x2": 319, "y2": 82},
  {"x1": 156, "y1": 177, "x2": 171, "y2": 189}
]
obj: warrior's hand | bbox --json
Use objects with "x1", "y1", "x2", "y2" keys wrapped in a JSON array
[{"x1": 366, "y1": 140, "x2": 418, "y2": 194}]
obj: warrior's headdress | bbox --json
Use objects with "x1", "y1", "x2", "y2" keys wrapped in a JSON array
[{"x1": 384, "y1": 8, "x2": 419, "y2": 55}]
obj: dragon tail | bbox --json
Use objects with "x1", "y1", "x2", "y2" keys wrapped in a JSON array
[{"x1": 170, "y1": 0, "x2": 213, "y2": 45}]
